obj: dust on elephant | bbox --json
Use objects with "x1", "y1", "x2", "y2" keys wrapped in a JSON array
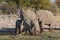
[{"x1": 36, "y1": 10, "x2": 54, "y2": 32}]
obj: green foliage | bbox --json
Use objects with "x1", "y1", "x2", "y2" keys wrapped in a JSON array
[
  {"x1": 25, "y1": 0, "x2": 51, "y2": 10},
  {"x1": 55, "y1": 0, "x2": 60, "y2": 8},
  {"x1": 39, "y1": 0, "x2": 51, "y2": 10},
  {"x1": 21, "y1": 0, "x2": 31, "y2": 7},
  {"x1": 0, "y1": 0, "x2": 5, "y2": 2},
  {"x1": 5, "y1": 0, "x2": 16, "y2": 7},
  {"x1": 49, "y1": 3, "x2": 59, "y2": 15},
  {"x1": 8, "y1": 1, "x2": 16, "y2": 7},
  {"x1": 6, "y1": 0, "x2": 51, "y2": 10}
]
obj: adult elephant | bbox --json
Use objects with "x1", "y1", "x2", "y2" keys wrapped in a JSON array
[
  {"x1": 36, "y1": 10, "x2": 54, "y2": 32},
  {"x1": 21, "y1": 9, "x2": 40, "y2": 35}
]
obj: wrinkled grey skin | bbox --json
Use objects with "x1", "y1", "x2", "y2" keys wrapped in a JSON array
[
  {"x1": 36, "y1": 10, "x2": 54, "y2": 32},
  {"x1": 19, "y1": 9, "x2": 40, "y2": 35}
]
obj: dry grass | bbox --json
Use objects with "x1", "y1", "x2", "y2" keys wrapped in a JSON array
[{"x1": 0, "y1": 31, "x2": 60, "y2": 40}]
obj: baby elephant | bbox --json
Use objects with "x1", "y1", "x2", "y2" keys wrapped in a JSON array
[{"x1": 15, "y1": 18, "x2": 22, "y2": 35}]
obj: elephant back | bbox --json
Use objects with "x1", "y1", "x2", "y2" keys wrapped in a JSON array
[{"x1": 23, "y1": 9, "x2": 37, "y2": 21}]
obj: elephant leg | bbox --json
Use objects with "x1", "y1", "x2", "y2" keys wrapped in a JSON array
[
  {"x1": 15, "y1": 24, "x2": 21, "y2": 35},
  {"x1": 24, "y1": 27, "x2": 33, "y2": 35},
  {"x1": 49, "y1": 24, "x2": 52, "y2": 32},
  {"x1": 18, "y1": 26, "x2": 21, "y2": 34},
  {"x1": 23, "y1": 20, "x2": 33, "y2": 35},
  {"x1": 15, "y1": 19, "x2": 22, "y2": 35},
  {"x1": 22, "y1": 28, "x2": 33, "y2": 35},
  {"x1": 39, "y1": 21, "x2": 43, "y2": 33},
  {"x1": 29, "y1": 31, "x2": 33, "y2": 35},
  {"x1": 28, "y1": 28, "x2": 33, "y2": 35},
  {"x1": 24, "y1": 28, "x2": 27, "y2": 35},
  {"x1": 32, "y1": 27, "x2": 36, "y2": 35},
  {"x1": 22, "y1": 27, "x2": 27, "y2": 35},
  {"x1": 33, "y1": 20, "x2": 40, "y2": 35},
  {"x1": 15, "y1": 26, "x2": 19, "y2": 35}
]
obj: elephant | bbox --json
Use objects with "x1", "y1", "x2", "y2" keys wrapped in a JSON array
[
  {"x1": 15, "y1": 8, "x2": 24, "y2": 35},
  {"x1": 15, "y1": 18, "x2": 22, "y2": 35},
  {"x1": 36, "y1": 10, "x2": 54, "y2": 32},
  {"x1": 20, "y1": 9, "x2": 40, "y2": 35}
]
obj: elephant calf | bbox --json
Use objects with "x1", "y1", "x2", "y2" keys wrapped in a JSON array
[{"x1": 15, "y1": 18, "x2": 22, "y2": 35}]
